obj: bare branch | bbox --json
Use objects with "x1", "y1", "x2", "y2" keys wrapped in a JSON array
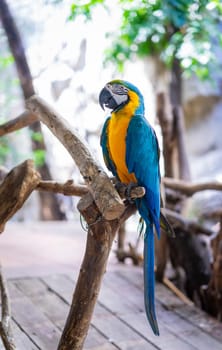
[
  {"x1": 37, "y1": 179, "x2": 146, "y2": 200},
  {"x1": 0, "y1": 264, "x2": 16, "y2": 350},
  {"x1": 37, "y1": 180, "x2": 88, "y2": 197},
  {"x1": 0, "y1": 111, "x2": 38, "y2": 136},
  {"x1": 163, "y1": 177, "x2": 222, "y2": 196},
  {"x1": 0, "y1": 160, "x2": 41, "y2": 233},
  {"x1": 164, "y1": 208, "x2": 214, "y2": 236},
  {"x1": 0, "y1": 167, "x2": 8, "y2": 183},
  {"x1": 26, "y1": 95, "x2": 125, "y2": 220},
  {"x1": 203, "y1": 209, "x2": 222, "y2": 219}
]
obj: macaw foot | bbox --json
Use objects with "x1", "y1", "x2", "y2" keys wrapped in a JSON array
[{"x1": 125, "y1": 182, "x2": 138, "y2": 204}]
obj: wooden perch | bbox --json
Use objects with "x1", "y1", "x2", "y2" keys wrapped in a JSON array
[
  {"x1": 58, "y1": 193, "x2": 135, "y2": 350},
  {"x1": 0, "y1": 159, "x2": 41, "y2": 233},
  {"x1": 0, "y1": 111, "x2": 38, "y2": 136},
  {"x1": 0, "y1": 166, "x2": 8, "y2": 182},
  {"x1": 26, "y1": 95, "x2": 125, "y2": 220},
  {"x1": 37, "y1": 180, "x2": 88, "y2": 197},
  {"x1": 37, "y1": 179, "x2": 146, "y2": 200},
  {"x1": 0, "y1": 264, "x2": 16, "y2": 350},
  {"x1": 163, "y1": 177, "x2": 222, "y2": 196}
]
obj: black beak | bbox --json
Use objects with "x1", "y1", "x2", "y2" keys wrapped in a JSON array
[{"x1": 99, "y1": 86, "x2": 118, "y2": 111}]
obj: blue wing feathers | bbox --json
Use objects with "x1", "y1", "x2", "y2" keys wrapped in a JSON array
[{"x1": 126, "y1": 116, "x2": 161, "y2": 237}]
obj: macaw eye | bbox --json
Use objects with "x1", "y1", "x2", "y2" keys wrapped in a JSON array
[{"x1": 115, "y1": 84, "x2": 128, "y2": 95}]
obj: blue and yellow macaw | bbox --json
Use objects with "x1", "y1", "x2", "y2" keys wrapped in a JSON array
[{"x1": 99, "y1": 79, "x2": 161, "y2": 335}]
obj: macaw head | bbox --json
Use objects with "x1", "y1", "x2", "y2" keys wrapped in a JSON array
[{"x1": 99, "y1": 80, "x2": 144, "y2": 113}]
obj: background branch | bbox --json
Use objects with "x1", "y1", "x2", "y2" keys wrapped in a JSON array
[
  {"x1": 0, "y1": 264, "x2": 16, "y2": 350},
  {"x1": 165, "y1": 208, "x2": 215, "y2": 236},
  {"x1": 37, "y1": 179, "x2": 145, "y2": 199},
  {"x1": 0, "y1": 159, "x2": 40, "y2": 233},
  {"x1": 163, "y1": 177, "x2": 222, "y2": 196},
  {"x1": 0, "y1": 111, "x2": 38, "y2": 136}
]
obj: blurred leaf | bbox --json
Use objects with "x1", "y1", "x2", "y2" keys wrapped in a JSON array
[
  {"x1": 69, "y1": 0, "x2": 105, "y2": 21},
  {"x1": 31, "y1": 131, "x2": 44, "y2": 143},
  {"x1": 0, "y1": 55, "x2": 14, "y2": 68},
  {"x1": 0, "y1": 138, "x2": 10, "y2": 164},
  {"x1": 33, "y1": 149, "x2": 46, "y2": 167}
]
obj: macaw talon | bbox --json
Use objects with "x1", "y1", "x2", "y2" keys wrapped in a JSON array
[
  {"x1": 125, "y1": 182, "x2": 138, "y2": 204},
  {"x1": 114, "y1": 180, "x2": 124, "y2": 192}
]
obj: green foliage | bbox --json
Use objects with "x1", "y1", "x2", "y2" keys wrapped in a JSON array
[
  {"x1": 0, "y1": 137, "x2": 10, "y2": 164},
  {"x1": 33, "y1": 149, "x2": 46, "y2": 167},
  {"x1": 69, "y1": 0, "x2": 222, "y2": 77},
  {"x1": 0, "y1": 54, "x2": 14, "y2": 68},
  {"x1": 31, "y1": 131, "x2": 44, "y2": 143},
  {"x1": 69, "y1": 0, "x2": 106, "y2": 21}
]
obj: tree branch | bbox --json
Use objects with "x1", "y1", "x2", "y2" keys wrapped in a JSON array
[
  {"x1": 163, "y1": 177, "x2": 222, "y2": 196},
  {"x1": 37, "y1": 180, "x2": 88, "y2": 197},
  {"x1": 0, "y1": 112, "x2": 38, "y2": 137},
  {"x1": 164, "y1": 208, "x2": 214, "y2": 236},
  {"x1": 0, "y1": 159, "x2": 41, "y2": 233},
  {"x1": 57, "y1": 193, "x2": 135, "y2": 350},
  {"x1": 37, "y1": 179, "x2": 146, "y2": 199},
  {"x1": 0, "y1": 264, "x2": 16, "y2": 350},
  {"x1": 26, "y1": 95, "x2": 125, "y2": 220}
]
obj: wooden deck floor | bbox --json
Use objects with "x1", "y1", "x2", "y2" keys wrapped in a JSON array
[{"x1": 1, "y1": 266, "x2": 222, "y2": 350}]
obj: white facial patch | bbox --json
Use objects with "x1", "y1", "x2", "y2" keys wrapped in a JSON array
[{"x1": 113, "y1": 93, "x2": 128, "y2": 106}]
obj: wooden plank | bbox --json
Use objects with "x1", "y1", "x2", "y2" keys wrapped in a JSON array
[
  {"x1": 14, "y1": 278, "x2": 69, "y2": 331},
  {"x1": 68, "y1": 269, "x2": 222, "y2": 349},
  {"x1": 172, "y1": 304, "x2": 222, "y2": 343},
  {"x1": 11, "y1": 321, "x2": 40, "y2": 350},
  {"x1": 115, "y1": 267, "x2": 222, "y2": 349},
  {"x1": 6, "y1": 272, "x2": 222, "y2": 350},
  {"x1": 102, "y1": 271, "x2": 145, "y2": 312},
  {"x1": 121, "y1": 311, "x2": 198, "y2": 350},
  {"x1": 1, "y1": 281, "x2": 40, "y2": 349},
  {"x1": 92, "y1": 312, "x2": 157, "y2": 350},
  {"x1": 42, "y1": 274, "x2": 156, "y2": 349},
  {"x1": 9, "y1": 282, "x2": 61, "y2": 350},
  {"x1": 99, "y1": 270, "x2": 200, "y2": 349},
  {"x1": 159, "y1": 305, "x2": 222, "y2": 350},
  {"x1": 40, "y1": 274, "x2": 74, "y2": 304},
  {"x1": 40, "y1": 276, "x2": 119, "y2": 349},
  {"x1": 84, "y1": 326, "x2": 118, "y2": 350},
  {"x1": 0, "y1": 320, "x2": 40, "y2": 350},
  {"x1": 153, "y1": 278, "x2": 222, "y2": 343}
]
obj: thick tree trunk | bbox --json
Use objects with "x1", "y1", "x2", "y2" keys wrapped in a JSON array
[{"x1": 0, "y1": 0, "x2": 64, "y2": 220}]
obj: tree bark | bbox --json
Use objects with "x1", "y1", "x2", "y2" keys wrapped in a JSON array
[
  {"x1": 0, "y1": 265, "x2": 16, "y2": 350},
  {"x1": 0, "y1": 160, "x2": 40, "y2": 233},
  {"x1": 0, "y1": 0, "x2": 64, "y2": 220}
]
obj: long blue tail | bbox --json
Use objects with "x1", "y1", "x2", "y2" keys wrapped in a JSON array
[{"x1": 144, "y1": 224, "x2": 159, "y2": 336}]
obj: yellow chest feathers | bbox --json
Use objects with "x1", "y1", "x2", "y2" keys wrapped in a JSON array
[{"x1": 107, "y1": 91, "x2": 139, "y2": 183}]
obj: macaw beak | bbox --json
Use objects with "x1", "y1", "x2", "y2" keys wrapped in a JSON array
[{"x1": 99, "y1": 86, "x2": 118, "y2": 111}]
